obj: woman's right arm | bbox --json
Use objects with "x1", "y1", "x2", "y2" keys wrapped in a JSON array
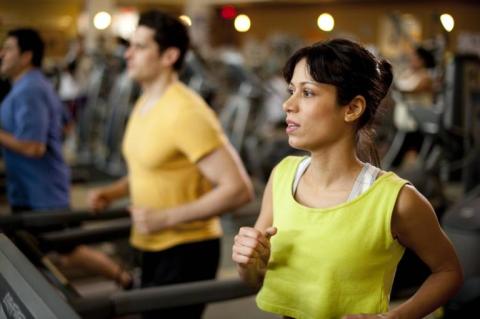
[
  {"x1": 385, "y1": 185, "x2": 463, "y2": 319},
  {"x1": 87, "y1": 176, "x2": 130, "y2": 212},
  {"x1": 232, "y1": 172, "x2": 276, "y2": 289}
]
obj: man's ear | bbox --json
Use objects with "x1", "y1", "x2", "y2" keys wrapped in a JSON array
[
  {"x1": 344, "y1": 95, "x2": 366, "y2": 123},
  {"x1": 20, "y1": 51, "x2": 33, "y2": 67},
  {"x1": 160, "y1": 47, "x2": 180, "y2": 68}
]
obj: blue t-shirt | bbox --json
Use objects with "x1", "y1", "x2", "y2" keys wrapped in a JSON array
[{"x1": 0, "y1": 69, "x2": 70, "y2": 210}]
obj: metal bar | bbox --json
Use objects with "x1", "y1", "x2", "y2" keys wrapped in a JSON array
[
  {"x1": 112, "y1": 278, "x2": 258, "y2": 315},
  {"x1": 39, "y1": 219, "x2": 131, "y2": 250}
]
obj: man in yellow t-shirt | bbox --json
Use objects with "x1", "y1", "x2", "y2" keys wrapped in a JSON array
[{"x1": 87, "y1": 10, "x2": 253, "y2": 319}]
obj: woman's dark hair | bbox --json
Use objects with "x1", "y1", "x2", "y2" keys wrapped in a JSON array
[
  {"x1": 7, "y1": 28, "x2": 44, "y2": 67},
  {"x1": 283, "y1": 38, "x2": 393, "y2": 166},
  {"x1": 415, "y1": 46, "x2": 436, "y2": 69},
  {"x1": 138, "y1": 10, "x2": 190, "y2": 71}
]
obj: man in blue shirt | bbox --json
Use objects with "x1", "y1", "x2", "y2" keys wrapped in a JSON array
[
  {"x1": 0, "y1": 28, "x2": 69, "y2": 211},
  {"x1": 0, "y1": 28, "x2": 133, "y2": 288}
]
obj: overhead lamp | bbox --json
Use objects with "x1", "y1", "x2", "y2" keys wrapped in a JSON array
[
  {"x1": 317, "y1": 13, "x2": 334, "y2": 32},
  {"x1": 440, "y1": 13, "x2": 454, "y2": 32},
  {"x1": 234, "y1": 14, "x2": 251, "y2": 33},
  {"x1": 93, "y1": 11, "x2": 112, "y2": 30},
  {"x1": 112, "y1": 10, "x2": 139, "y2": 39},
  {"x1": 179, "y1": 15, "x2": 192, "y2": 27}
]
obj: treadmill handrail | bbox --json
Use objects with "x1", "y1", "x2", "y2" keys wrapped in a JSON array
[
  {"x1": 0, "y1": 208, "x2": 129, "y2": 229},
  {"x1": 39, "y1": 219, "x2": 131, "y2": 250},
  {"x1": 71, "y1": 277, "x2": 258, "y2": 318},
  {"x1": 112, "y1": 277, "x2": 258, "y2": 314}
]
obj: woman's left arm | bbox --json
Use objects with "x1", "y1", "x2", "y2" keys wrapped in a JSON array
[{"x1": 387, "y1": 184, "x2": 463, "y2": 319}]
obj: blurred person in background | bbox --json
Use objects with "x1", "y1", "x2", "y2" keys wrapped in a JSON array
[
  {"x1": 0, "y1": 28, "x2": 132, "y2": 289},
  {"x1": 87, "y1": 10, "x2": 253, "y2": 319},
  {"x1": 395, "y1": 46, "x2": 437, "y2": 107},
  {"x1": 391, "y1": 46, "x2": 438, "y2": 167}
]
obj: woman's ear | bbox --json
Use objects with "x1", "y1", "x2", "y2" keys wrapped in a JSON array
[{"x1": 344, "y1": 95, "x2": 366, "y2": 123}]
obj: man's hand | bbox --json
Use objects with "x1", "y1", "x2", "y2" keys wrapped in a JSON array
[
  {"x1": 86, "y1": 177, "x2": 129, "y2": 213},
  {"x1": 129, "y1": 206, "x2": 171, "y2": 235},
  {"x1": 0, "y1": 130, "x2": 46, "y2": 157},
  {"x1": 87, "y1": 189, "x2": 112, "y2": 213}
]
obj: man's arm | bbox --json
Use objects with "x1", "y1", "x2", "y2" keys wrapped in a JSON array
[
  {"x1": 87, "y1": 176, "x2": 129, "y2": 212},
  {"x1": 0, "y1": 129, "x2": 45, "y2": 157},
  {"x1": 1, "y1": 85, "x2": 52, "y2": 158},
  {"x1": 130, "y1": 142, "x2": 254, "y2": 233}
]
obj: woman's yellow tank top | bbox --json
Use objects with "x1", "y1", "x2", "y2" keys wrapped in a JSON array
[{"x1": 256, "y1": 156, "x2": 407, "y2": 319}]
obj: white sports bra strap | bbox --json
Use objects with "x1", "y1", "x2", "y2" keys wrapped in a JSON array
[{"x1": 292, "y1": 158, "x2": 380, "y2": 202}]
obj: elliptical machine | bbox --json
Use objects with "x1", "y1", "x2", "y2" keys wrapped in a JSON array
[{"x1": 441, "y1": 54, "x2": 480, "y2": 318}]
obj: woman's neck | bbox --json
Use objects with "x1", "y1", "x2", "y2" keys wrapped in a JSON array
[{"x1": 306, "y1": 142, "x2": 363, "y2": 190}]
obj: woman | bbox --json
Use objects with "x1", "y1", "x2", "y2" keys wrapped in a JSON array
[
  {"x1": 391, "y1": 46, "x2": 438, "y2": 167},
  {"x1": 232, "y1": 39, "x2": 462, "y2": 319},
  {"x1": 395, "y1": 46, "x2": 436, "y2": 107}
]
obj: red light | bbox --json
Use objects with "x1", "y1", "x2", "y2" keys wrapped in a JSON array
[{"x1": 220, "y1": 5, "x2": 237, "y2": 20}]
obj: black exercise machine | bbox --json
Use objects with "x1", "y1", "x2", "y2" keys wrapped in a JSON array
[
  {"x1": 0, "y1": 208, "x2": 131, "y2": 300},
  {"x1": 440, "y1": 54, "x2": 480, "y2": 317},
  {"x1": 0, "y1": 233, "x2": 258, "y2": 319},
  {"x1": 0, "y1": 233, "x2": 81, "y2": 318}
]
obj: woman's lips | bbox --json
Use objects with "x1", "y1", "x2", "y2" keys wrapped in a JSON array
[{"x1": 286, "y1": 119, "x2": 300, "y2": 133}]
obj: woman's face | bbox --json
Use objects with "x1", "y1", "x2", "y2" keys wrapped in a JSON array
[
  {"x1": 282, "y1": 58, "x2": 350, "y2": 152},
  {"x1": 410, "y1": 51, "x2": 425, "y2": 70}
]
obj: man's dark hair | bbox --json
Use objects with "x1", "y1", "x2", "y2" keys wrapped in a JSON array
[
  {"x1": 138, "y1": 10, "x2": 190, "y2": 71},
  {"x1": 7, "y1": 28, "x2": 45, "y2": 67}
]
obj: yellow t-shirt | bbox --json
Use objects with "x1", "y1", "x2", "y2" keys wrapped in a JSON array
[
  {"x1": 122, "y1": 82, "x2": 227, "y2": 251},
  {"x1": 256, "y1": 156, "x2": 407, "y2": 319}
]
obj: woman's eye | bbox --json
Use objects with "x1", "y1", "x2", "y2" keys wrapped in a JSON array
[
  {"x1": 303, "y1": 90, "x2": 314, "y2": 97},
  {"x1": 287, "y1": 88, "x2": 294, "y2": 95}
]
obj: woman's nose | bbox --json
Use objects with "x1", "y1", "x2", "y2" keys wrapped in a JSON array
[
  {"x1": 282, "y1": 94, "x2": 297, "y2": 113},
  {"x1": 124, "y1": 47, "x2": 132, "y2": 60}
]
